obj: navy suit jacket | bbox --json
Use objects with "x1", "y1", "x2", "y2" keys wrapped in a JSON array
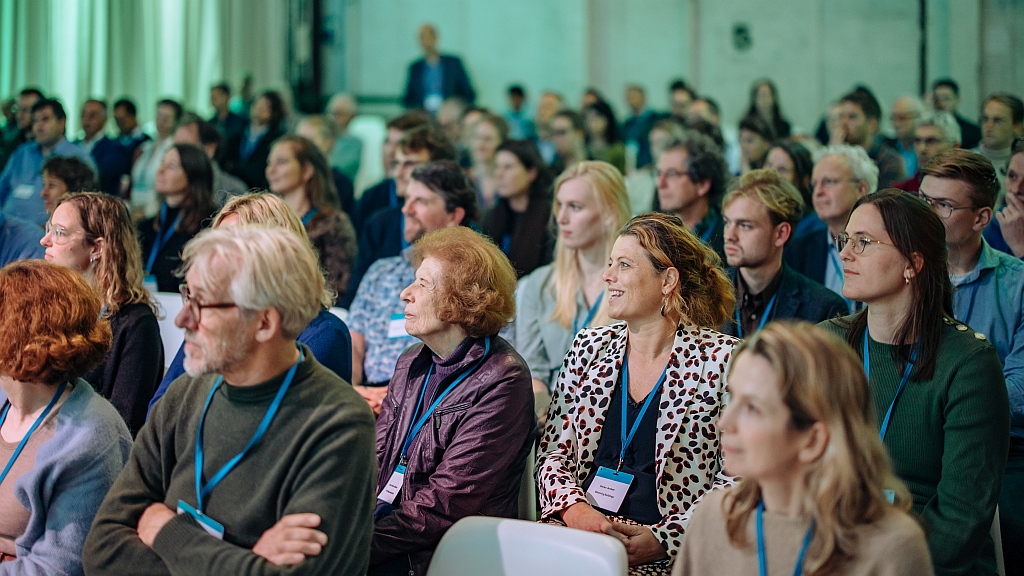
[
  {"x1": 722, "y1": 263, "x2": 848, "y2": 337},
  {"x1": 340, "y1": 206, "x2": 404, "y2": 309},
  {"x1": 402, "y1": 54, "x2": 475, "y2": 108},
  {"x1": 783, "y1": 228, "x2": 830, "y2": 285},
  {"x1": 83, "y1": 137, "x2": 133, "y2": 197}
]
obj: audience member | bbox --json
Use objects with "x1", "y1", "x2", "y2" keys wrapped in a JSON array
[
  {"x1": 746, "y1": 79, "x2": 791, "y2": 139},
  {"x1": 516, "y1": 161, "x2": 631, "y2": 419},
  {"x1": 40, "y1": 155, "x2": 98, "y2": 213},
  {"x1": 468, "y1": 112, "x2": 508, "y2": 210},
  {"x1": 989, "y1": 138, "x2": 1024, "y2": 257},
  {"x1": 764, "y1": 139, "x2": 823, "y2": 236},
  {"x1": 975, "y1": 93, "x2": 1024, "y2": 202},
  {"x1": 42, "y1": 192, "x2": 163, "y2": 436},
  {"x1": 654, "y1": 131, "x2": 729, "y2": 262},
  {"x1": 675, "y1": 322, "x2": 933, "y2": 576},
  {"x1": 622, "y1": 85, "x2": 658, "y2": 171},
  {"x1": 720, "y1": 170, "x2": 847, "y2": 338},
  {"x1": 435, "y1": 97, "x2": 467, "y2": 144},
  {"x1": 893, "y1": 110, "x2": 961, "y2": 193},
  {"x1": 344, "y1": 126, "x2": 458, "y2": 308},
  {"x1": 352, "y1": 111, "x2": 431, "y2": 233},
  {"x1": 584, "y1": 100, "x2": 625, "y2": 174},
  {"x1": 112, "y1": 98, "x2": 150, "y2": 154},
  {"x1": 838, "y1": 89, "x2": 906, "y2": 188},
  {"x1": 580, "y1": 88, "x2": 604, "y2": 110},
  {"x1": 687, "y1": 97, "x2": 720, "y2": 127},
  {"x1": 534, "y1": 91, "x2": 565, "y2": 164},
  {"x1": 537, "y1": 212, "x2": 737, "y2": 575},
  {"x1": 208, "y1": 82, "x2": 246, "y2": 142},
  {"x1": 883, "y1": 96, "x2": 924, "y2": 177},
  {"x1": 130, "y1": 99, "x2": 182, "y2": 219},
  {"x1": 0, "y1": 88, "x2": 43, "y2": 171},
  {"x1": 784, "y1": 144, "x2": 877, "y2": 310},
  {"x1": 503, "y1": 84, "x2": 535, "y2": 140},
  {"x1": 625, "y1": 118, "x2": 685, "y2": 214},
  {"x1": 325, "y1": 93, "x2": 363, "y2": 181},
  {"x1": 0, "y1": 260, "x2": 132, "y2": 572},
  {"x1": 484, "y1": 139, "x2": 555, "y2": 277},
  {"x1": 267, "y1": 135, "x2": 357, "y2": 300},
  {"x1": 150, "y1": 192, "x2": 353, "y2": 413},
  {"x1": 457, "y1": 106, "x2": 486, "y2": 159},
  {"x1": 295, "y1": 114, "x2": 356, "y2": 215},
  {"x1": 347, "y1": 160, "x2": 477, "y2": 410},
  {"x1": 916, "y1": 149, "x2": 1024, "y2": 568},
  {"x1": 822, "y1": 189, "x2": 1009, "y2": 575},
  {"x1": 668, "y1": 79, "x2": 696, "y2": 125},
  {"x1": 368, "y1": 226, "x2": 533, "y2": 575},
  {"x1": 173, "y1": 113, "x2": 249, "y2": 205},
  {"x1": 0, "y1": 98, "x2": 94, "y2": 225},
  {"x1": 0, "y1": 211, "x2": 44, "y2": 267},
  {"x1": 77, "y1": 99, "x2": 133, "y2": 197},
  {"x1": 933, "y1": 78, "x2": 982, "y2": 149},
  {"x1": 83, "y1": 226, "x2": 377, "y2": 576},
  {"x1": 737, "y1": 113, "x2": 775, "y2": 174},
  {"x1": 137, "y1": 143, "x2": 216, "y2": 292},
  {"x1": 402, "y1": 24, "x2": 475, "y2": 113},
  {"x1": 220, "y1": 90, "x2": 287, "y2": 190}
]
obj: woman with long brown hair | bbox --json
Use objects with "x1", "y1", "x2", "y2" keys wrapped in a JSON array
[{"x1": 675, "y1": 322, "x2": 932, "y2": 575}]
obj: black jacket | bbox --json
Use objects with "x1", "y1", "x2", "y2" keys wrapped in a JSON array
[
  {"x1": 402, "y1": 55, "x2": 475, "y2": 109},
  {"x1": 721, "y1": 263, "x2": 848, "y2": 337},
  {"x1": 783, "y1": 227, "x2": 830, "y2": 285},
  {"x1": 956, "y1": 113, "x2": 982, "y2": 150},
  {"x1": 219, "y1": 125, "x2": 284, "y2": 189},
  {"x1": 341, "y1": 206, "x2": 404, "y2": 309}
]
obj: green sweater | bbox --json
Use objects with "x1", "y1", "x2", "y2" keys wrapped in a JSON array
[
  {"x1": 821, "y1": 318, "x2": 1010, "y2": 576},
  {"x1": 83, "y1": 344, "x2": 378, "y2": 576}
]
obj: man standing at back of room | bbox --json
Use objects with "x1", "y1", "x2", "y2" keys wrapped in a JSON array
[{"x1": 401, "y1": 24, "x2": 475, "y2": 115}]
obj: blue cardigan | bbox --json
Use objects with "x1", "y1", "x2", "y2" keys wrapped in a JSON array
[{"x1": 0, "y1": 380, "x2": 132, "y2": 576}]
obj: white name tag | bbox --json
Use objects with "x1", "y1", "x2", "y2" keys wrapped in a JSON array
[
  {"x1": 177, "y1": 500, "x2": 224, "y2": 539},
  {"x1": 143, "y1": 274, "x2": 158, "y2": 293},
  {"x1": 377, "y1": 464, "x2": 406, "y2": 504},
  {"x1": 12, "y1": 184, "x2": 34, "y2": 199},
  {"x1": 387, "y1": 313, "x2": 409, "y2": 339},
  {"x1": 585, "y1": 466, "x2": 634, "y2": 513}
]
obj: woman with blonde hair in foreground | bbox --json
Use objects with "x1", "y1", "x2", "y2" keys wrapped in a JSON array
[{"x1": 674, "y1": 322, "x2": 932, "y2": 576}]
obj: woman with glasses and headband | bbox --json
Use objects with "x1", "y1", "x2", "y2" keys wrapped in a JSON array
[
  {"x1": 41, "y1": 192, "x2": 163, "y2": 436},
  {"x1": 0, "y1": 260, "x2": 132, "y2": 571},
  {"x1": 821, "y1": 189, "x2": 1009, "y2": 575},
  {"x1": 537, "y1": 212, "x2": 737, "y2": 576},
  {"x1": 147, "y1": 192, "x2": 352, "y2": 415}
]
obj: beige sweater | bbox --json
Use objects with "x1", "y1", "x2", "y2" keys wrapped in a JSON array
[{"x1": 674, "y1": 488, "x2": 934, "y2": 576}]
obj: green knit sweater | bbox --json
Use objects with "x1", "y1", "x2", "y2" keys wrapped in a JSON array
[
  {"x1": 821, "y1": 317, "x2": 1010, "y2": 576},
  {"x1": 83, "y1": 344, "x2": 378, "y2": 576}
]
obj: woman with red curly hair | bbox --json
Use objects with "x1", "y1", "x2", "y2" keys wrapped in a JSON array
[
  {"x1": 367, "y1": 226, "x2": 534, "y2": 576},
  {"x1": 0, "y1": 260, "x2": 132, "y2": 572}
]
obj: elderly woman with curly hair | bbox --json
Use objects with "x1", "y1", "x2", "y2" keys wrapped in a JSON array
[
  {"x1": 0, "y1": 260, "x2": 132, "y2": 573},
  {"x1": 369, "y1": 226, "x2": 535, "y2": 576}
]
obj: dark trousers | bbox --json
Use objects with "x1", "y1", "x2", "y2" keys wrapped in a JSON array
[{"x1": 1001, "y1": 445, "x2": 1024, "y2": 576}]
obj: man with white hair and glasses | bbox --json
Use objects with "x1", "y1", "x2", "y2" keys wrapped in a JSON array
[
  {"x1": 83, "y1": 226, "x2": 377, "y2": 576},
  {"x1": 894, "y1": 111, "x2": 962, "y2": 193}
]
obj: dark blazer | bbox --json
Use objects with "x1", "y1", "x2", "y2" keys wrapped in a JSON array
[
  {"x1": 721, "y1": 263, "x2": 848, "y2": 337},
  {"x1": 88, "y1": 137, "x2": 134, "y2": 197},
  {"x1": 219, "y1": 125, "x2": 284, "y2": 189},
  {"x1": 341, "y1": 206, "x2": 404, "y2": 309},
  {"x1": 332, "y1": 167, "x2": 355, "y2": 217},
  {"x1": 784, "y1": 227, "x2": 830, "y2": 285},
  {"x1": 209, "y1": 111, "x2": 247, "y2": 142},
  {"x1": 402, "y1": 54, "x2": 475, "y2": 109},
  {"x1": 353, "y1": 179, "x2": 397, "y2": 233},
  {"x1": 956, "y1": 113, "x2": 982, "y2": 150}
]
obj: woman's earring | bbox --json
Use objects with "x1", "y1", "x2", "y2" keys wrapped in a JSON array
[
  {"x1": 90, "y1": 256, "x2": 96, "y2": 264},
  {"x1": 904, "y1": 269, "x2": 911, "y2": 284}
]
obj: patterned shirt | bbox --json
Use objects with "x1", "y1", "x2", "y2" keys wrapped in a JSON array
[{"x1": 347, "y1": 248, "x2": 418, "y2": 384}]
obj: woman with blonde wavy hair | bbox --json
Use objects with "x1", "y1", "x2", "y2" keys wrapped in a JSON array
[
  {"x1": 537, "y1": 212, "x2": 738, "y2": 575},
  {"x1": 675, "y1": 322, "x2": 932, "y2": 575},
  {"x1": 40, "y1": 192, "x2": 163, "y2": 436},
  {"x1": 516, "y1": 160, "x2": 631, "y2": 417}
]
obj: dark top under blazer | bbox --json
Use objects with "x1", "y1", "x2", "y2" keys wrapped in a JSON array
[
  {"x1": 783, "y1": 227, "x2": 830, "y2": 285},
  {"x1": 482, "y1": 193, "x2": 555, "y2": 278},
  {"x1": 721, "y1": 263, "x2": 849, "y2": 337},
  {"x1": 401, "y1": 55, "x2": 476, "y2": 109}
]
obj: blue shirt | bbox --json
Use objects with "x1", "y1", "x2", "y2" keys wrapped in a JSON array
[
  {"x1": 983, "y1": 211, "x2": 1023, "y2": 260},
  {"x1": 146, "y1": 309, "x2": 353, "y2": 416},
  {"x1": 953, "y1": 239, "x2": 1024, "y2": 439},
  {"x1": 346, "y1": 249, "x2": 418, "y2": 384},
  {"x1": 0, "y1": 138, "x2": 95, "y2": 225},
  {"x1": 0, "y1": 212, "x2": 45, "y2": 266}
]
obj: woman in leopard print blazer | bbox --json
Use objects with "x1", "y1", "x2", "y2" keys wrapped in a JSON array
[{"x1": 536, "y1": 212, "x2": 738, "y2": 576}]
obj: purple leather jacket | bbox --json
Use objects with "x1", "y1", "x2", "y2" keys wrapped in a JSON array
[{"x1": 370, "y1": 335, "x2": 535, "y2": 575}]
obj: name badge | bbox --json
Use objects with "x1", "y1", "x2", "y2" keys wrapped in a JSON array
[
  {"x1": 377, "y1": 464, "x2": 406, "y2": 504},
  {"x1": 585, "y1": 466, "x2": 634, "y2": 513},
  {"x1": 883, "y1": 489, "x2": 895, "y2": 504},
  {"x1": 387, "y1": 313, "x2": 409, "y2": 339},
  {"x1": 143, "y1": 274, "x2": 158, "y2": 293},
  {"x1": 12, "y1": 184, "x2": 34, "y2": 199},
  {"x1": 177, "y1": 499, "x2": 225, "y2": 539}
]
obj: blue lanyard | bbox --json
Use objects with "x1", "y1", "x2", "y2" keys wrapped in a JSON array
[
  {"x1": 300, "y1": 207, "x2": 319, "y2": 227},
  {"x1": 734, "y1": 291, "x2": 778, "y2": 339},
  {"x1": 958, "y1": 280, "x2": 981, "y2": 325},
  {"x1": 194, "y1": 345, "x2": 303, "y2": 513},
  {"x1": 699, "y1": 215, "x2": 719, "y2": 244},
  {"x1": 500, "y1": 234, "x2": 512, "y2": 255},
  {"x1": 757, "y1": 500, "x2": 814, "y2": 576},
  {"x1": 617, "y1": 354, "x2": 669, "y2": 471},
  {"x1": 388, "y1": 180, "x2": 399, "y2": 209},
  {"x1": 146, "y1": 203, "x2": 182, "y2": 274},
  {"x1": 573, "y1": 291, "x2": 604, "y2": 334},
  {"x1": 0, "y1": 381, "x2": 68, "y2": 487},
  {"x1": 398, "y1": 337, "x2": 491, "y2": 464},
  {"x1": 862, "y1": 332, "x2": 917, "y2": 441}
]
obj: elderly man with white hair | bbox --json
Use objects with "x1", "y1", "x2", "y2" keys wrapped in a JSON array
[
  {"x1": 894, "y1": 111, "x2": 962, "y2": 193},
  {"x1": 326, "y1": 93, "x2": 362, "y2": 181},
  {"x1": 83, "y1": 226, "x2": 378, "y2": 576},
  {"x1": 784, "y1": 144, "x2": 879, "y2": 311}
]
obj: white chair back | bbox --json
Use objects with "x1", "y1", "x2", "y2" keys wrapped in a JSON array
[
  {"x1": 151, "y1": 291, "x2": 185, "y2": 370},
  {"x1": 426, "y1": 516, "x2": 627, "y2": 576}
]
